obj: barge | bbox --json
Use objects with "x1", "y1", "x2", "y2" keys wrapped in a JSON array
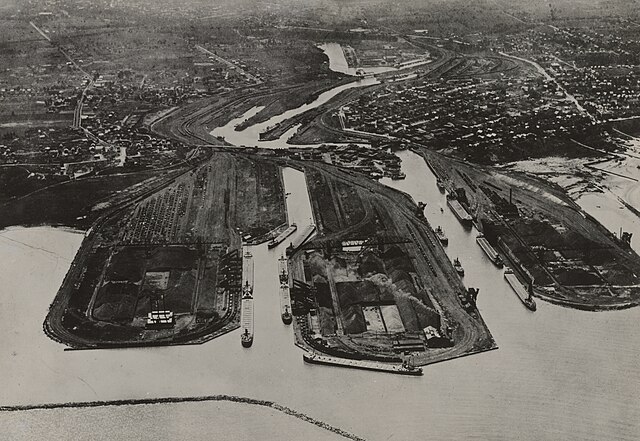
[
  {"x1": 476, "y1": 234, "x2": 504, "y2": 267},
  {"x1": 286, "y1": 224, "x2": 316, "y2": 256},
  {"x1": 504, "y1": 268, "x2": 536, "y2": 311},
  {"x1": 447, "y1": 198, "x2": 473, "y2": 227},
  {"x1": 303, "y1": 353, "x2": 423, "y2": 376},
  {"x1": 268, "y1": 223, "x2": 297, "y2": 249},
  {"x1": 240, "y1": 251, "x2": 254, "y2": 347}
]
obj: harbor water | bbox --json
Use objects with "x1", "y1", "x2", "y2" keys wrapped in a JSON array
[
  {"x1": 2, "y1": 48, "x2": 640, "y2": 438},
  {"x1": 2, "y1": 153, "x2": 640, "y2": 440}
]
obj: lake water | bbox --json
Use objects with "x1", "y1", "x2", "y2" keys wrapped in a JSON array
[
  {"x1": 3, "y1": 52, "x2": 640, "y2": 439},
  {"x1": 2, "y1": 154, "x2": 640, "y2": 440}
]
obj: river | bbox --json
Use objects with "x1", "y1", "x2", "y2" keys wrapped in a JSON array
[
  {"x1": 210, "y1": 76, "x2": 378, "y2": 149},
  {"x1": 3, "y1": 53, "x2": 640, "y2": 440}
]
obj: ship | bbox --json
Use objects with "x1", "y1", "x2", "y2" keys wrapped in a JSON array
[
  {"x1": 453, "y1": 257, "x2": 464, "y2": 276},
  {"x1": 476, "y1": 234, "x2": 504, "y2": 267},
  {"x1": 278, "y1": 255, "x2": 288, "y2": 284},
  {"x1": 434, "y1": 226, "x2": 448, "y2": 245},
  {"x1": 267, "y1": 223, "x2": 297, "y2": 249},
  {"x1": 286, "y1": 224, "x2": 316, "y2": 256},
  {"x1": 240, "y1": 251, "x2": 254, "y2": 347},
  {"x1": 302, "y1": 352, "x2": 423, "y2": 376},
  {"x1": 280, "y1": 284, "x2": 293, "y2": 325},
  {"x1": 447, "y1": 197, "x2": 473, "y2": 227},
  {"x1": 504, "y1": 268, "x2": 537, "y2": 311}
]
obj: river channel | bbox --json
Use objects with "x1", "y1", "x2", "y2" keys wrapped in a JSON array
[{"x1": 2, "y1": 51, "x2": 640, "y2": 440}]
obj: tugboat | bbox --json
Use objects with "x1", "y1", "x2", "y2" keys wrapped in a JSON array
[
  {"x1": 434, "y1": 226, "x2": 448, "y2": 245},
  {"x1": 453, "y1": 257, "x2": 464, "y2": 276},
  {"x1": 281, "y1": 304, "x2": 293, "y2": 325}
]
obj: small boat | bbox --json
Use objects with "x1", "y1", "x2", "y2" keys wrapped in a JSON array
[
  {"x1": 281, "y1": 304, "x2": 292, "y2": 325},
  {"x1": 453, "y1": 257, "x2": 464, "y2": 276},
  {"x1": 437, "y1": 179, "x2": 445, "y2": 192},
  {"x1": 434, "y1": 226, "x2": 448, "y2": 245}
]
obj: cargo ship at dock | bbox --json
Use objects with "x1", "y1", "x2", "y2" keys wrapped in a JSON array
[
  {"x1": 278, "y1": 255, "x2": 292, "y2": 324},
  {"x1": 303, "y1": 352, "x2": 423, "y2": 376},
  {"x1": 267, "y1": 223, "x2": 297, "y2": 249},
  {"x1": 476, "y1": 234, "x2": 504, "y2": 267},
  {"x1": 240, "y1": 251, "x2": 254, "y2": 347},
  {"x1": 280, "y1": 284, "x2": 292, "y2": 324},
  {"x1": 446, "y1": 197, "x2": 473, "y2": 227},
  {"x1": 504, "y1": 268, "x2": 537, "y2": 311}
]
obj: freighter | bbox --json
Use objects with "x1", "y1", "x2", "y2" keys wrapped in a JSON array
[
  {"x1": 267, "y1": 223, "x2": 297, "y2": 249},
  {"x1": 280, "y1": 284, "x2": 293, "y2": 324},
  {"x1": 434, "y1": 225, "x2": 448, "y2": 245},
  {"x1": 240, "y1": 251, "x2": 254, "y2": 347},
  {"x1": 504, "y1": 268, "x2": 537, "y2": 311},
  {"x1": 447, "y1": 197, "x2": 473, "y2": 227},
  {"x1": 278, "y1": 255, "x2": 288, "y2": 284},
  {"x1": 476, "y1": 233, "x2": 504, "y2": 267},
  {"x1": 303, "y1": 352, "x2": 423, "y2": 376}
]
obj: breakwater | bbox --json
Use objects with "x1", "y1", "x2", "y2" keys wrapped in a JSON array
[{"x1": 1, "y1": 394, "x2": 366, "y2": 441}]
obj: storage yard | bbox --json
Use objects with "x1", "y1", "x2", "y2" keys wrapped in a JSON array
[
  {"x1": 45, "y1": 153, "x2": 287, "y2": 348},
  {"x1": 423, "y1": 148, "x2": 640, "y2": 310},
  {"x1": 286, "y1": 161, "x2": 496, "y2": 365}
]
